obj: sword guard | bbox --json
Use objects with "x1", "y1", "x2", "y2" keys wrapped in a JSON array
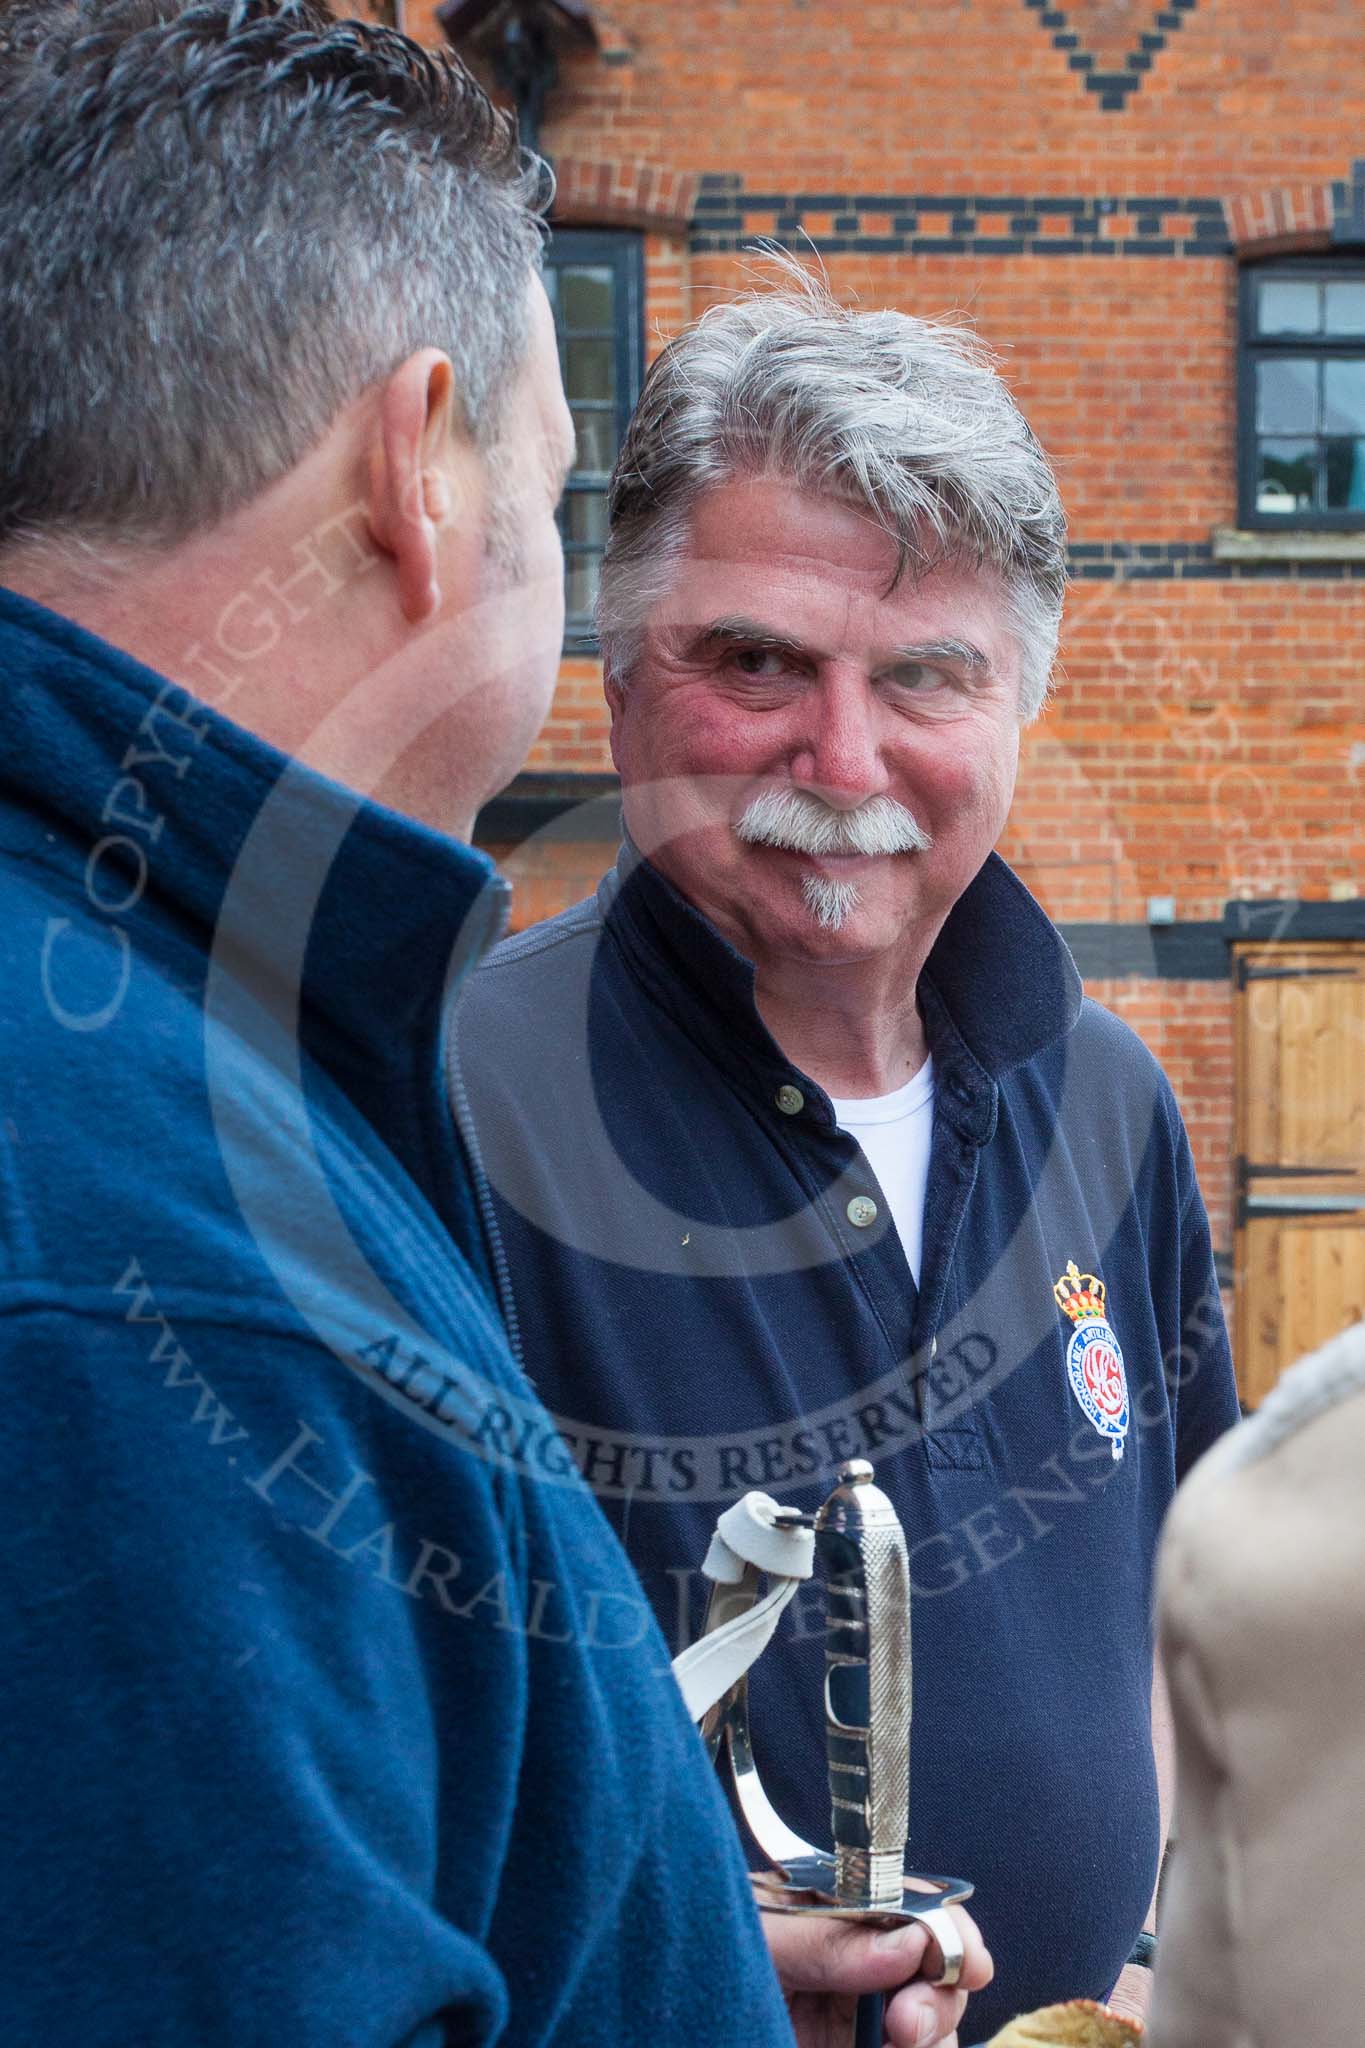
[{"x1": 751, "y1": 1869, "x2": 971, "y2": 1989}]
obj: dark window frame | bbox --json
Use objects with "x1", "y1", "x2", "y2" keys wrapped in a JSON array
[
  {"x1": 544, "y1": 228, "x2": 644, "y2": 652},
  {"x1": 1238, "y1": 255, "x2": 1365, "y2": 531}
]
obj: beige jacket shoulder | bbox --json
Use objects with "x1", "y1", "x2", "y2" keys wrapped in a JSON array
[{"x1": 1147, "y1": 1317, "x2": 1365, "y2": 2048}]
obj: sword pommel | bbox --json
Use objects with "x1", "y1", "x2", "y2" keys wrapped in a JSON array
[{"x1": 815, "y1": 1459, "x2": 912, "y2": 1911}]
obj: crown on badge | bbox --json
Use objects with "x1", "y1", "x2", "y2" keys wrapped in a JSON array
[{"x1": 1053, "y1": 1259, "x2": 1107, "y2": 1324}]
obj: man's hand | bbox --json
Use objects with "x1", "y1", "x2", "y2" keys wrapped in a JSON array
[
  {"x1": 1104, "y1": 1961, "x2": 1152, "y2": 2028},
  {"x1": 761, "y1": 1903, "x2": 993, "y2": 2048}
]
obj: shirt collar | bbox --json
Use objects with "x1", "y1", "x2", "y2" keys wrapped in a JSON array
[
  {"x1": 598, "y1": 835, "x2": 1082, "y2": 1113},
  {"x1": 923, "y1": 848, "x2": 1084, "y2": 1073},
  {"x1": 0, "y1": 585, "x2": 508, "y2": 1058}
]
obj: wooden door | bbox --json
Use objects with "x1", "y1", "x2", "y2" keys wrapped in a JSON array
[{"x1": 1233, "y1": 943, "x2": 1365, "y2": 1407}]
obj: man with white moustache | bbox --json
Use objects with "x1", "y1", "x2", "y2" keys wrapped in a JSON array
[{"x1": 451, "y1": 280, "x2": 1240, "y2": 2039}]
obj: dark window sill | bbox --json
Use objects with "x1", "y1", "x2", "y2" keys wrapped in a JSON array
[
  {"x1": 474, "y1": 772, "x2": 620, "y2": 847},
  {"x1": 1223, "y1": 897, "x2": 1365, "y2": 942}
]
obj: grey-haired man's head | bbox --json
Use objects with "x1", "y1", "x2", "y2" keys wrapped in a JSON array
[
  {"x1": 595, "y1": 278, "x2": 1067, "y2": 973},
  {"x1": 597, "y1": 276, "x2": 1067, "y2": 721}
]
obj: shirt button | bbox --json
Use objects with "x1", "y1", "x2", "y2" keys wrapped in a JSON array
[
  {"x1": 775, "y1": 1084, "x2": 805, "y2": 1116},
  {"x1": 846, "y1": 1195, "x2": 879, "y2": 1229}
]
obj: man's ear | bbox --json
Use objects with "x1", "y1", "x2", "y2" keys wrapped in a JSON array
[
  {"x1": 603, "y1": 658, "x2": 627, "y2": 772},
  {"x1": 366, "y1": 349, "x2": 468, "y2": 626}
]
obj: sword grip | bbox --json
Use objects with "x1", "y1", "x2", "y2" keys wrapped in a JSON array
[
  {"x1": 853, "y1": 1991, "x2": 884, "y2": 2048},
  {"x1": 815, "y1": 1461, "x2": 911, "y2": 1909}
]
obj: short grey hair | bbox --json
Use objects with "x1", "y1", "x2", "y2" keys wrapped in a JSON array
[
  {"x1": 597, "y1": 273, "x2": 1067, "y2": 719},
  {"x1": 0, "y1": 0, "x2": 547, "y2": 551}
]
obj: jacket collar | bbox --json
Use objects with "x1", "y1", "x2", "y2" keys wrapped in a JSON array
[
  {"x1": 0, "y1": 585, "x2": 508, "y2": 1063},
  {"x1": 598, "y1": 835, "x2": 1082, "y2": 1118}
]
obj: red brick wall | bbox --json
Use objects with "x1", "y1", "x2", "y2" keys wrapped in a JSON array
[
  {"x1": 531, "y1": 0, "x2": 1365, "y2": 194},
  {"x1": 484, "y1": 834, "x2": 612, "y2": 933},
  {"x1": 524, "y1": 656, "x2": 610, "y2": 773},
  {"x1": 1087, "y1": 979, "x2": 1237, "y2": 1241},
  {"x1": 1012, "y1": 581, "x2": 1365, "y2": 922}
]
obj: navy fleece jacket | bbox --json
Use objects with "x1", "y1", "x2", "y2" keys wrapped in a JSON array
[{"x1": 0, "y1": 588, "x2": 792, "y2": 2048}]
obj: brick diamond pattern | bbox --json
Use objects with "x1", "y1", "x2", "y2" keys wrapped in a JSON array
[{"x1": 1022, "y1": 0, "x2": 1199, "y2": 111}]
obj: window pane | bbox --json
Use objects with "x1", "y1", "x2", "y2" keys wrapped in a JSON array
[
  {"x1": 565, "y1": 491, "x2": 608, "y2": 546},
  {"x1": 566, "y1": 553, "x2": 599, "y2": 620},
  {"x1": 1256, "y1": 357, "x2": 1318, "y2": 434},
  {"x1": 1323, "y1": 358, "x2": 1365, "y2": 433},
  {"x1": 564, "y1": 336, "x2": 613, "y2": 403},
  {"x1": 1256, "y1": 439, "x2": 1315, "y2": 514},
  {"x1": 572, "y1": 407, "x2": 617, "y2": 475},
  {"x1": 545, "y1": 232, "x2": 642, "y2": 641},
  {"x1": 561, "y1": 267, "x2": 614, "y2": 330},
  {"x1": 1324, "y1": 281, "x2": 1365, "y2": 335},
  {"x1": 1258, "y1": 279, "x2": 1321, "y2": 335},
  {"x1": 1324, "y1": 437, "x2": 1365, "y2": 509}
]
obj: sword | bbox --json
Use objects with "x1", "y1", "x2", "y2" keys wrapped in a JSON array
[
  {"x1": 695, "y1": 1458, "x2": 971, "y2": 2043},
  {"x1": 817, "y1": 1459, "x2": 913, "y2": 2043}
]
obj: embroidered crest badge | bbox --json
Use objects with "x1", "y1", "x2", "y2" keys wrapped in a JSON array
[{"x1": 1054, "y1": 1259, "x2": 1129, "y2": 1461}]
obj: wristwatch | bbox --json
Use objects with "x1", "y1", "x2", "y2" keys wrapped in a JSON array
[{"x1": 1126, "y1": 1930, "x2": 1158, "y2": 1970}]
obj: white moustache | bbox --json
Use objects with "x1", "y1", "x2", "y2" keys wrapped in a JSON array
[{"x1": 734, "y1": 788, "x2": 932, "y2": 857}]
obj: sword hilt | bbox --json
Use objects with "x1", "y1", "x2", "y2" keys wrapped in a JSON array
[
  {"x1": 688, "y1": 1467, "x2": 971, "y2": 1997},
  {"x1": 815, "y1": 1458, "x2": 912, "y2": 1912}
]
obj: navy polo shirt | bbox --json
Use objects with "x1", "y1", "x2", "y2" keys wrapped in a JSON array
[{"x1": 452, "y1": 845, "x2": 1240, "y2": 2042}]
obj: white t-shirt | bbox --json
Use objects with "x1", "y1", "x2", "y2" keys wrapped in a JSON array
[{"x1": 829, "y1": 1057, "x2": 935, "y2": 1285}]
